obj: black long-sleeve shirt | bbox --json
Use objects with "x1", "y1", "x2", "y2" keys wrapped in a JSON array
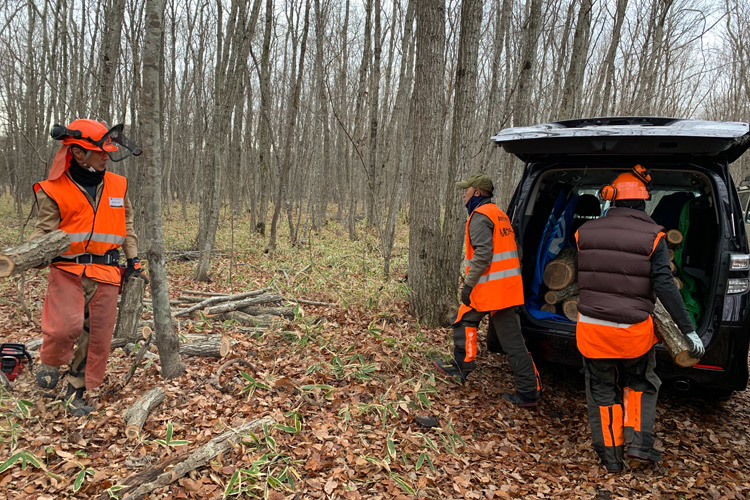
[{"x1": 650, "y1": 238, "x2": 695, "y2": 334}]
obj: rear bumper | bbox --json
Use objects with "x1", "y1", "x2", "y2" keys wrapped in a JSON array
[{"x1": 520, "y1": 318, "x2": 750, "y2": 394}]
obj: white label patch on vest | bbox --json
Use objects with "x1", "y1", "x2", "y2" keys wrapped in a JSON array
[{"x1": 109, "y1": 197, "x2": 124, "y2": 207}]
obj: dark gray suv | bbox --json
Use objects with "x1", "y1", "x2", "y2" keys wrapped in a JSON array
[{"x1": 492, "y1": 117, "x2": 750, "y2": 397}]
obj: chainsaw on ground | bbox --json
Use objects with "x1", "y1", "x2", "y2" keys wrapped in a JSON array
[{"x1": 1, "y1": 343, "x2": 33, "y2": 382}]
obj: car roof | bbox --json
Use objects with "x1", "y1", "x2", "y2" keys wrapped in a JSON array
[{"x1": 491, "y1": 117, "x2": 750, "y2": 163}]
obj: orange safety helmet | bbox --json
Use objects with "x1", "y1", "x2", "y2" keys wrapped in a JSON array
[
  {"x1": 54, "y1": 119, "x2": 118, "y2": 152},
  {"x1": 600, "y1": 164, "x2": 652, "y2": 201}
]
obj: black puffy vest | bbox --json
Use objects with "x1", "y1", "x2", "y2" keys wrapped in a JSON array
[{"x1": 576, "y1": 207, "x2": 663, "y2": 324}]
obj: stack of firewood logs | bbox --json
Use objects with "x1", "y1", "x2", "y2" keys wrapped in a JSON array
[
  {"x1": 541, "y1": 248, "x2": 579, "y2": 321},
  {"x1": 666, "y1": 229, "x2": 683, "y2": 290}
]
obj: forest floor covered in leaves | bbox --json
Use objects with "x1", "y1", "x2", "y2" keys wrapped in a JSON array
[{"x1": 0, "y1": 201, "x2": 749, "y2": 500}]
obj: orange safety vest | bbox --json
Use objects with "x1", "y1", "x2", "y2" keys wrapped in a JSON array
[
  {"x1": 462, "y1": 203, "x2": 524, "y2": 314},
  {"x1": 34, "y1": 172, "x2": 127, "y2": 285},
  {"x1": 576, "y1": 313, "x2": 658, "y2": 359}
]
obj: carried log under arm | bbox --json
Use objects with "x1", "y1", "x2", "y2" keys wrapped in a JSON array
[
  {"x1": 114, "y1": 277, "x2": 147, "y2": 342},
  {"x1": 653, "y1": 299, "x2": 698, "y2": 368},
  {"x1": 123, "y1": 386, "x2": 165, "y2": 440},
  {"x1": 102, "y1": 417, "x2": 274, "y2": 500},
  {"x1": 0, "y1": 230, "x2": 70, "y2": 278}
]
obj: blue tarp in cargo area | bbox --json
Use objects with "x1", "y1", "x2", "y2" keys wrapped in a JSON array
[{"x1": 527, "y1": 192, "x2": 578, "y2": 322}]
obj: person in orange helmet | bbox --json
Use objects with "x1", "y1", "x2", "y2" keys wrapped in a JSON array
[
  {"x1": 32, "y1": 119, "x2": 144, "y2": 416},
  {"x1": 575, "y1": 164, "x2": 704, "y2": 473}
]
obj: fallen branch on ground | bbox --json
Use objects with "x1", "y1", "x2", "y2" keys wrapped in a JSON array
[{"x1": 101, "y1": 417, "x2": 274, "y2": 500}]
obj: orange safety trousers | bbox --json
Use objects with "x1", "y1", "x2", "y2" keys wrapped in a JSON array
[
  {"x1": 40, "y1": 266, "x2": 119, "y2": 389},
  {"x1": 583, "y1": 349, "x2": 660, "y2": 467}
]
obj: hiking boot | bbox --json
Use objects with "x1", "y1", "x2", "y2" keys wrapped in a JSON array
[
  {"x1": 502, "y1": 391, "x2": 541, "y2": 408},
  {"x1": 604, "y1": 461, "x2": 624, "y2": 473},
  {"x1": 433, "y1": 360, "x2": 468, "y2": 384},
  {"x1": 35, "y1": 363, "x2": 59, "y2": 389},
  {"x1": 62, "y1": 383, "x2": 95, "y2": 417},
  {"x1": 626, "y1": 447, "x2": 663, "y2": 463}
]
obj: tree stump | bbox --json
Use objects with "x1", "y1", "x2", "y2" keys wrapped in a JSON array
[
  {"x1": 653, "y1": 299, "x2": 698, "y2": 367},
  {"x1": 114, "y1": 277, "x2": 147, "y2": 342},
  {"x1": 123, "y1": 387, "x2": 166, "y2": 440},
  {"x1": 544, "y1": 283, "x2": 579, "y2": 304},
  {"x1": 0, "y1": 230, "x2": 70, "y2": 277},
  {"x1": 542, "y1": 248, "x2": 577, "y2": 290}
]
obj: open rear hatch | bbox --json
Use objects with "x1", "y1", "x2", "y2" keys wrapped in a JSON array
[{"x1": 492, "y1": 118, "x2": 750, "y2": 359}]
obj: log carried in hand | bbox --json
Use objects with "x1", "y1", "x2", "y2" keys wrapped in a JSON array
[
  {"x1": 123, "y1": 386, "x2": 165, "y2": 440},
  {"x1": 544, "y1": 283, "x2": 579, "y2": 305},
  {"x1": 653, "y1": 298, "x2": 699, "y2": 368},
  {"x1": 542, "y1": 248, "x2": 577, "y2": 291},
  {"x1": 114, "y1": 277, "x2": 147, "y2": 342},
  {"x1": 0, "y1": 230, "x2": 70, "y2": 277}
]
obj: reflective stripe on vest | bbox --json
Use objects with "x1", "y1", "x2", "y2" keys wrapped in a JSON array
[
  {"x1": 34, "y1": 172, "x2": 127, "y2": 285},
  {"x1": 576, "y1": 312, "x2": 658, "y2": 359},
  {"x1": 464, "y1": 203, "x2": 524, "y2": 312}
]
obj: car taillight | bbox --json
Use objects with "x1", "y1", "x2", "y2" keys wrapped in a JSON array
[
  {"x1": 729, "y1": 253, "x2": 750, "y2": 271},
  {"x1": 727, "y1": 278, "x2": 750, "y2": 294}
]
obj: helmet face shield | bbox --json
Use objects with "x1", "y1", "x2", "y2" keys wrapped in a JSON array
[
  {"x1": 51, "y1": 121, "x2": 141, "y2": 162},
  {"x1": 99, "y1": 124, "x2": 142, "y2": 162}
]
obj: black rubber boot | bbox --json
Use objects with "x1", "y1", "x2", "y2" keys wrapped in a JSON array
[
  {"x1": 626, "y1": 447, "x2": 663, "y2": 463},
  {"x1": 502, "y1": 390, "x2": 542, "y2": 408},
  {"x1": 63, "y1": 383, "x2": 94, "y2": 417},
  {"x1": 35, "y1": 363, "x2": 59, "y2": 389},
  {"x1": 433, "y1": 360, "x2": 469, "y2": 384}
]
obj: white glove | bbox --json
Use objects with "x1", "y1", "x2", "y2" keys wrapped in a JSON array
[{"x1": 685, "y1": 331, "x2": 705, "y2": 358}]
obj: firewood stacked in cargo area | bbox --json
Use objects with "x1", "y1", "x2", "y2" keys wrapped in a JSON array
[
  {"x1": 541, "y1": 247, "x2": 579, "y2": 321},
  {"x1": 666, "y1": 229, "x2": 683, "y2": 290}
]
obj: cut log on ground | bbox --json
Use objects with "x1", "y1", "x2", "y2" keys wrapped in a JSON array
[
  {"x1": 173, "y1": 288, "x2": 272, "y2": 317},
  {"x1": 220, "y1": 311, "x2": 279, "y2": 327},
  {"x1": 239, "y1": 305, "x2": 295, "y2": 319},
  {"x1": 542, "y1": 248, "x2": 577, "y2": 291},
  {"x1": 653, "y1": 299, "x2": 699, "y2": 367},
  {"x1": 101, "y1": 416, "x2": 274, "y2": 500},
  {"x1": 666, "y1": 229, "x2": 683, "y2": 246},
  {"x1": 179, "y1": 334, "x2": 233, "y2": 357},
  {"x1": 203, "y1": 293, "x2": 283, "y2": 315},
  {"x1": 114, "y1": 277, "x2": 147, "y2": 342},
  {"x1": 562, "y1": 297, "x2": 579, "y2": 322},
  {"x1": 0, "y1": 230, "x2": 70, "y2": 278},
  {"x1": 122, "y1": 386, "x2": 165, "y2": 441},
  {"x1": 544, "y1": 283, "x2": 579, "y2": 304}
]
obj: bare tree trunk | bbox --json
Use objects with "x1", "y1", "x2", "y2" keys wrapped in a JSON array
[
  {"x1": 559, "y1": 0, "x2": 593, "y2": 119},
  {"x1": 591, "y1": 0, "x2": 628, "y2": 116},
  {"x1": 138, "y1": 0, "x2": 185, "y2": 379},
  {"x1": 267, "y1": 0, "x2": 311, "y2": 252},
  {"x1": 409, "y1": 0, "x2": 449, "y2": 326},
  {"x1": 95, "y1": 0, "x2": 126, "y2": 119},
  {"x1": 366, "y1": 0, "x2": 382, "y2": 228},
  {"x1": 381, "y1": 0, "x2": 414, "y2": 277},
  {"x1": 442, "y1": 0, "x2": 482, "y2": 304}
]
